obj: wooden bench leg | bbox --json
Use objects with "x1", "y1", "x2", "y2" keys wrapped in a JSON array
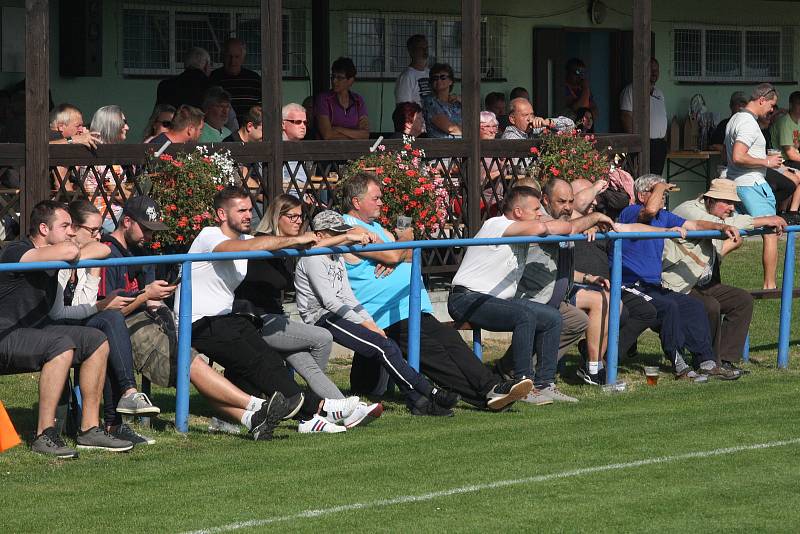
[{"x1": 472, "y1": 329, "x2": 482, "y2": 361}]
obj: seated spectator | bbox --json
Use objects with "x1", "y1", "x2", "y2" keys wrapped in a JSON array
[
  {"x1": 198, "y1": 87, "x2": 232, "y2": 143},
  {"x1": 49, "y1": 103, "x2": 100, "y2": 148},
  {"x1": 479, "y1": 111, "x2": 505, "y2": 216},
  {"x1": 663, "y1": 179, "x2": 786, "y2": 374},
  {"x1": 570, "y1": 178, "x2": 659, "y2": 360},
  {"x1": 449, "y1": 185, "x2": 612, "y2": 400},
  {"x1": 391, "y1": 102, "x2": 424, "y2": 138},
  {"x1": 725, "y1": 84, "x2": 784, "y2": 289},
  {"x1": 177, "y1": 186, "x2": 377, "y2": 435},
  {"x1": 421, "y1": 62, "x2": 462, "y2": 138},
  {"x1": 100, "y1": 196, "x2": 285, "y2": 439},
  {"x1": 48, "y1": 201, "x2": 160, "y2": 445},
  {"x1": 210, "y1": 38, "x2": 261, "y2": 126},
  {"x1": 575, "y1": 107, "x2": 595, "y2": 134},
  {"x1": 618, "y1": 174, "x2": 739, "y2": 380},
  {"x1": 147, "y1": 105, "x2": 205, "y2": 148},
  {"x1": 316, "y1": 57, "x2": 369, "y2": 140},
  {"x1": 142, "y1": 104, "x2": 176, "y2": 143},
  {"x1": 510, "y1": 87, "x2": 530, "y2": 101},
  {"x1": 88, "y1": 105, "x2": 133, "y2": 230},
  {"x1": 156, "y1": 47, "x2": 212, "y2": 110},
  {"x1": 0, "y1": 200, "x2": 132, "y2": 457},
  {"x1": 297, "y1": 210, "x2": 459, "y2": 416},
  {"x1": 225, "y1": 104, "x2": 262, "y2": 143},
  {"x1": 501, "y1": 98, "x2": 574, "y2": 140},
  {"x1": 709, "y1": 91, "x2": 748, "y2": 154},
  {"x1": 485, "y1": 91, "x2": 508, "y2": 132},
  {"x1": 769, "y1": 90, "x2": 800, "y2": 222},
  {"x1": 394, "y1": 34, "x2": 431, "y2": 106},
  {"x1": 563, "y1": 58, "x2": 599, "y2": 123},
  {"x1": 341, "y1": 172, "x2": 533, "y2": 410},
  {"x1": 281, "y1": 103, "x2": 311, "y2": 198}
]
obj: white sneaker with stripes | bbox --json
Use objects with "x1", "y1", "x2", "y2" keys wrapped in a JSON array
[{"x1": 298, "y1": 414, "x2": 346, "y2": 434}]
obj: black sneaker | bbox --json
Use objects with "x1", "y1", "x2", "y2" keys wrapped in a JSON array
[
  {"x1": 486, "y1": 378, "x2": 533, "y2": 411},
  {"x1": 409, "y1": 396, "x2": 454, "y2": 417},
  {"x1": 431, "y1": 387, "x2": 460, "y2": 409},
  {"x1": 721, "y1": 361, "x2": 749, "y2": 375},
  {"x1": 283, "y1": 392, "x2": 305, "y2": 420},
  {"x1": 76, "y1": 426, "x2": 134, "y2": 452},
  {"x1": 109, "y1": 423, "x2": 155, "y2": 445},
  {"x1": 251, "y1": 392, "x2": 292, "y2": 441},
  {"x1": 31, "y1": 427, "x2": 78, "y2": 459},
  {"x1": 576, "y1": 366, "x2": 606, "y2": 386}
]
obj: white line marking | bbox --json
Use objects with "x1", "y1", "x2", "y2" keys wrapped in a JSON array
[{"x1": 182, "y1": 438, "x2": 800, "y2": 534}]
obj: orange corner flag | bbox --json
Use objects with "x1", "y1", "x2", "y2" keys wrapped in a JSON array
[{"x1": 0, "y1": 401, "x2": 22, "y2": 452}]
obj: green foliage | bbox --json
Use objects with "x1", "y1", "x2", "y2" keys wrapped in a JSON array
[{"x1": 534, "y1": 130, "x2": 612, "y2": 184}]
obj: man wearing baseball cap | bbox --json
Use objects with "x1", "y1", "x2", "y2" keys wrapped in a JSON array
[{"x1": 663, "y1": 179, "x2": 787, "y2": 374}]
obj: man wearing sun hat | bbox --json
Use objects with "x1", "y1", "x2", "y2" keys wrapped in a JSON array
[{"x1": 662, "y1": 179, "x2": 787, "y2": 373}]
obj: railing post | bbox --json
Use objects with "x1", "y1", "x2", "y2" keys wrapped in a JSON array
[
  {"x1": 175, "y1": 260, "x2": 193, "y2": 433},
  {"x1": 408, "y1": 247, "x2": 423, "y2": 371},
  {"x1": 472, "y1": 328, "x2": 482, "y2": 360},
  {"x1": 777, "y1": 230, "x2": 796, "y2": 369},
  {"x1": 605, "y1": 236, "x2": 623, "y2": 385}
]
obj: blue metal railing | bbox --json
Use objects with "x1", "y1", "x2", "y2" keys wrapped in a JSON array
[{"x1": 1, "y1": 225, "x2": 796, "y2": 432}]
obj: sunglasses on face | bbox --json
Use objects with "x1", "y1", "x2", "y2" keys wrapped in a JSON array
[
  {"x1": 432, "y1": 74, "x2": 450, "y2": 81},
  {"x1": 283, "y1": 119, "x2": 308, "y2": 126}
]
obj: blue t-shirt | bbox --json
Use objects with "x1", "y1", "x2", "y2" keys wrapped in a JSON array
[
  {"x1": 342, "y1": 215, "x2": 434, "y2": 328},
  {"x1": 617, "y1": 204, "x2": 686, "y2": 285}
]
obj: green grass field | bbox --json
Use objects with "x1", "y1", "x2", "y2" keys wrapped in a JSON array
[{"x1": 2, "y1": 239, "x2": 799, "y2": 533}]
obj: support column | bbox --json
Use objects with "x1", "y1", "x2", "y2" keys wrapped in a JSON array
[
  {"x1": 262, "y1": 0, "x2": 283, "y2": 203},
  {"x1": 311, "y1": 0, "x2": 330, "y2": 100},
  {"x1": 632, "y1": 0, "x2": 651, "y2": 174},
  {"x1": 462, "y1": 0, "x2": 481, "y2": 237},
  {"x1": 23, "y1": 0, "x2": 49, "y2": 230}
]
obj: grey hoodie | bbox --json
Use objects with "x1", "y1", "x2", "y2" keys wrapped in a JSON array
[{"x1": 294, "y1": 253, "x2": 373, "y2": 326}]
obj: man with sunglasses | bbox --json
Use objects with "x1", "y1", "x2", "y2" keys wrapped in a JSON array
[
  {"x1": 724, "y1": 83, "x2": 784, "y2": 290},
  {"x1": 281, "y1": 103, "x2": 311, "y2": 199}
]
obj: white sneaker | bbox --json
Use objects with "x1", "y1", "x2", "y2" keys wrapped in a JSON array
[
  {"x1": 298, "y1": 414, "x2": 346, "y2": 434},
  {"x1": 322, "y1": 396, "x2": 360, "y2": 424},
  {"x1": 343, "y1": 402, "x2": 384, "y2": 429},
  {"x1": 539, "y1": 384, "x2": 579, "y2": 403},
  {"x1": 520, "y1": 389, "x2": 554, "y2": 406}
]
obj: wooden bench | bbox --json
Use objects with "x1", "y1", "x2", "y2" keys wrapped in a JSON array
[{"x1": 742, "y1": 288, "x2": 800, "y2": 361}]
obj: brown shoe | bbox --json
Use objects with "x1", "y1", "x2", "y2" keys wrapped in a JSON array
[{"x1": 699, "y1": 363, "x2": 740, "y2": 381}]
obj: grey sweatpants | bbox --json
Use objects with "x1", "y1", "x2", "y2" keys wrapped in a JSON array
[{"x1": 260, "y1": 314, "x2": 343, "y2": 399}]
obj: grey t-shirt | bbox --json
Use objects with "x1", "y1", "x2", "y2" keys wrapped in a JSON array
[
  {"x1": 516, "y1": 241, "x2": 574, "y2": 306},
  {"x1": 294, "y1": 254, "x2": 373, "y2": 326}
]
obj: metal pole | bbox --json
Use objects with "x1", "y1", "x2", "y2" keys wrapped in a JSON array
[
  {"x1": 777, "y1": 231, "x2": 795, "y2": 369},
  {"x1": 408, "y1": 248, "x2": 423, "y2": 371},
  {"x1": 605, "y1": 237, "x2": 623, "y2": 385},
  {"x1": 175, "y1": 260, "x2": 193, "y2": 433},
  {"x1": 472, "y1": 328, "x2": 483, "y2": 360}
]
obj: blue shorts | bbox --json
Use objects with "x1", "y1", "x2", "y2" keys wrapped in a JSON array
[{"x1": 736, "y1": 183, "x2": 776, "y2": 216}]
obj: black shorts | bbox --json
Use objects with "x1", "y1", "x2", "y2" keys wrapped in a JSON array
[{"x1": 0, "y1": 324, "x2": 107, "y2": 375}]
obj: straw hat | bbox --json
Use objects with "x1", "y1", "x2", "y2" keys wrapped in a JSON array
[{"x1": 703, "y1": 179, "x2": 740, "y2": 202}]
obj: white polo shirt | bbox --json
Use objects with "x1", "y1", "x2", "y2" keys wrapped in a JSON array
[{"x1": 620, "y1": 83, "x2": 668, "y2": 139}]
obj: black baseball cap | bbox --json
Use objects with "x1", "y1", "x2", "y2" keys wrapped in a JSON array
[{"x1": 122, "y1": 196, "x2": 168, "y2": 231}]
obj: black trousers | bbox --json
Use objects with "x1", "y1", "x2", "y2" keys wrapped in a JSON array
[
  {"x1": 650, "y1": 138, "x2": 668, "y2": 175},
  {"x1": 385, "y1": 314, "x2": 500, "y2": 408},
  {"x1": 619, "y1": 292, "x2": 660, "y2": 357},
  {"x1": 192, "y1": 315, "x2": 321, "y2": 419}
]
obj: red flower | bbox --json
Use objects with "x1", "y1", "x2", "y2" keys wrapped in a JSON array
[
  {"x1": 404, "y1": 143, "x2": 412, "y2": 150},
  {"x1": 151, "y1": 241, "x2": 161, "y2": 250},
  {"x1": 549, "y1": 167, "x2": 560, "y2": 176},
  {"x1": 176, "y1": 235, "x2": 185, "y2": 242},
  {"x1": 177, "y1": 218, "x2": 188, "y2": 228},
  {"x1": 412, "y1": 149, "x2": 421, "y2": 157},
  {"x1": 382, "y1": 177, "x2": 392, "y2": 185},
  {"x1": 216, "y1": 185, "x2": 224, "y2": 191},
  {"x1": 172, "y1": 161, "x2": 184, "y2": 168},
  {"x1": 375, "y1": 167, "x2": 384, "y2": 175},
  {"x1": 405, "y1": 169, "x2": 417, "y2": 177},
  {"x1": 530, "y1": 147, "x2": 540, "y2": 155},
  {"x1": 159, "y1": 154, "x2": 173, "y2": 161},
  {"x1": 192, "y1": 215, "x2": 203, "y2": 223},
  {"x1": 192, "y1": 224, "x2": 201, "y2": 230},
  {"x1": 168, "y1": 203, "x2": 177, "y2": 211},
  {"x1": 413, "y1": 187, "x2": 423, "y2": 196},
  {"x1": 402, "y1": 194, "x2": 410, "y2": 201},
  {"x1": 186, "y1": 188, "x2": 193, "y2": 195}
]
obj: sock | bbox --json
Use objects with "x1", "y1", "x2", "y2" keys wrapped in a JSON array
[
  {"x1": 699, "y1": 360, "x2": 716, "y2": 371},
  {"x1": 588, "y1": 361, "x2": 600, "y2": 375},
  {"x1": 240, "y1": 410, "x2": 255, "y2": 430},
  {"x1": 246, "y1": 396, "x2": 265, "y2": 412},
  {"x1": 674, "y1": 352, "x2": 689, "y2": 374}
]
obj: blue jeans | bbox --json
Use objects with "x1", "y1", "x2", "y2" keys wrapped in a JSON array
[{"x1": 448, "y1": 288, "x2": 561, "y2": 387}]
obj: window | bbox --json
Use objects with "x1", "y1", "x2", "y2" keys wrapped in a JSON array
[
  {"x1": 121, "y1": 4, "x2": 308, "y2": 77},
  {"x1": 346, "y1": 13, "x2": 505, "y2": 80},
  {"x1": 673, "y1": 24, "x2": 793, "y2": 82}
]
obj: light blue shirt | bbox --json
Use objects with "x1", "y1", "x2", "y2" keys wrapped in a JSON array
[{"x1": 342, "y1": 215, "x2": 434, "y2": 328}]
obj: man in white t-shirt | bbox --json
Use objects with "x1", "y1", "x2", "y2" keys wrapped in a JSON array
[
  {"x1": 725, "y1": 83, "x2": 784, "y2": 289},
  {"x1": 394, "y1": 34, "x2": 431, "y2": 105},
  {"x1": 620, "y1": 58, "x2": 668, "y2": 174},
  {"x1": 447, "y1": 186, "x2": 613, "y2": 403},
  {"x1": 180, "y1": 186, "x2": 364, "y2": 437}
]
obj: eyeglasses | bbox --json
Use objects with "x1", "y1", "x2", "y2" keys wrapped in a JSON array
[
  {"x1": 331, "y1": 74, "x2": 349, "y2": 81},
  {"x1": 431, "y1": 74, "x2": 450, "y2": 81},
  {"x1": 282, "y1": 213, "x2": 303, "y2": 222},
  {"x1": 283, "y1": 119, "x2": 308, "y2": 126},
  {"x1": 159, "y1": 120, "x2": 172, "y2": 128},
  {"x1": 75, "y1": 224, "x2": 102, "y2": 236},
  {"x1": 480, "y1": 123, "x2": 498, "y2": 129}
]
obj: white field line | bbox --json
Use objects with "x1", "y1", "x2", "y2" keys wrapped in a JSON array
[{"x1": 182, "y1": 438, "x2": 800, "y2": 534}]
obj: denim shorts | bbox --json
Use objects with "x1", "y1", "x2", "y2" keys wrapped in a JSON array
[{"x1": 736, "y1": 182, "x2": 776, "y2": 217}]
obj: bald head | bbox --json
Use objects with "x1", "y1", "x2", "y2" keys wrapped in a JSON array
[
  {"x1": 542, "y1": 178, "x2": 574, "y2": 220},
  {"x1": 508, "y1": 98, "x2": 534, "y2": 131}
]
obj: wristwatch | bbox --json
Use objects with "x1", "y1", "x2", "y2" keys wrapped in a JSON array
[
  {"x1": 582, "y1": 273, "x2": 590, "y2": 284},
  {"x1": 66, "y1": 136, "x2": 74, "y2": 144}
]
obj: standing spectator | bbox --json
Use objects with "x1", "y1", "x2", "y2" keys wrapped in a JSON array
[
  {"x1": 156, "y1": 47, "x2": 212, "y2": 110},
  {"x1": 394, "y1": 34, "x2": 431, "y2": 106},
  {"x1": 770, "y1": 90, "x2": 800, "y2": 222},
  {"x1": 725, "y1": 83, "x2": 784, "y2": 289},
  {"x1": 510, "y1": 87, "x2": 530, "y2": 101},
  {"x1": 316, "y1": 57, "x2": 369, "y2": 140},
  {"x1": 501, "y1": 98, "x2": 574, "y2": 140},
  {"x1": 210, "y1": 38, "x2": 261, "y2": 125},
  {"x1": 198, "y1": 87, "x2": 232, "y2": 142},
  {"x1": 49, "y1": 201, "x2": 160, "y2": 445},
  {"x1": 620, "y1": 58, "x2": 668, "y2": 174},
  {"x1": 101, "y1": 196, "x2": 283, "y2": 439},
  {"x1": 0, "y1": 200, "x2": 132, "y2": 457},
  {"x1": 485, "y1": 91, "x2": 507, "y2": 132},
  {"x1": 391, "y1": 102, "x2": 424, "y2": 138},
  {"x1": 709, "y1": 91, "x2": 748, "y2": 154},
  {"x1": 341, "y1": 172, "x2": 533, "y2": 411},
  {"x1": 564, "y1": 58, "x2": 599, "y2": 124},
  {"x1": 296, "y1": 210, "x2": 459, "y2": 416},
  {"x1": 147, "y1": 105, "x2": 205, "y2": 148},
  {"x1": 422, "y1": 63, "x2": 462, "y2": 138},
  {"x1": 663, "y1": 179, "x2": 786, "y2": 374},
  {"x1": 142, "y1": 104, "x2": 176, "y2": 143},
  {"x1": 88, "y1": 105, "x2": 132, "y2": 230}
]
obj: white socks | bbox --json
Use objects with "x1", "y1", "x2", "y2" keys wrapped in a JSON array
[
  {"x1": 588, "y1": 361, "x2": 600, "y2": 375},
  {"x1": 246, "y1": 396, "x2": 266, "y2": 412},
  {"x1": 240, "y1": 410, "x2": 255, "y2": 430}
]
